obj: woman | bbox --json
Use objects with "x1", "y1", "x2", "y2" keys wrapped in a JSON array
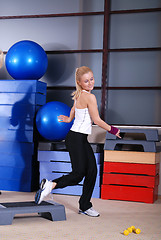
[{"x1": 35, "y1": 66, "x2": 120, "y2": 217}]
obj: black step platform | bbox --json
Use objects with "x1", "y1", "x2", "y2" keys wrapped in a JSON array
[
  {"x1": 0, "y1": 200, "x2": 66, "y2": 225},
  {"x1": 104, "y1": 139, "x2": 161, "y2": 152},
  {"x1": 106, "y1": 128, "x2": 161, "y2": 141}
]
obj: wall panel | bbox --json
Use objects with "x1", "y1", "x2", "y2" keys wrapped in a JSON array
[
  {"x1": 106, "y1": 90, "x2": 161, "y2": 125},
  {"x1": 0, "y1": 0, "x2": 81, "y2": 16},
  {"x1": 110, "y1": 12, "x2": 161, "y2": 49},
  {"x1": 111, "y1": 0, "x2": 161, "y2": 11},
  {"x1": 109, "y1": 51, "x2": 161, "y2": 87}
]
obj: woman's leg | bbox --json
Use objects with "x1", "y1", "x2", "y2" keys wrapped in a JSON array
[
  {"x1": 35, "y1": 131, "x2": 87, "y2": 204},
  {"x1": 79, "y1": 139, "x2": 97, "y2": 211},
  {"x1": 53, "y1": 131, "x2": 87, "y2": 188},
  {"x1": 35, "y1": 131, "x2": 97, "y2": 210},
  {"x1": 54, "y1": 131, "x2": 97, "y2": 212}
]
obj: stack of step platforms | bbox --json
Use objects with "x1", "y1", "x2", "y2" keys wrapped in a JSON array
[
  {"x1": 38, "y1": 141, "x2": 104, "y2": 198},
  {"x1": 101, "y1": 128, "x2": 161, "y2": 203},
  {"x1": 0, "y1": 80, "x2": 46, "y2": 192}
]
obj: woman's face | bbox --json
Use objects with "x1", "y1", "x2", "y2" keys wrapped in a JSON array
[{"x1": 78, "y1": 71, "x2": 95, "y2": 92}]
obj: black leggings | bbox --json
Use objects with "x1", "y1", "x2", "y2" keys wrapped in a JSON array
[{"x1": 53, "y1": 130, "x2": 97, "y2": 211}]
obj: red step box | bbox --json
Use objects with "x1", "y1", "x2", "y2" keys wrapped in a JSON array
[
  {"x1": 101, "y1": 184, "x2": 158, "y2": 203},
  {"x1": 103, "y1": 173, "x2": 159, "y2": 188},
  {"x1": 103, "y1": 162, "x2": 159, "y2": 176}
]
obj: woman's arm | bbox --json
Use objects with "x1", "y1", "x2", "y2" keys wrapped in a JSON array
[
  {"x1": 58, "y1": 103, "x2": 75, "y2": 123},
  {"x1": 87, "y1": 94, "x2": 121, "y2": 138}
]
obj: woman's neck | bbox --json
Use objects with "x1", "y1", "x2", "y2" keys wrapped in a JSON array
[{"x1": 81, "y1": 89, "x2": 90, "y2": 93}]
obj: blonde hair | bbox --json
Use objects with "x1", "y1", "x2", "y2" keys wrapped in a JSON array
[{"x1": 72, "y1": 66, "x2": 93, "y2": 100}]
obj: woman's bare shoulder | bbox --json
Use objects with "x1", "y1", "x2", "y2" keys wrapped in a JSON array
[
  {"x1": 85, "y1": 93, "x2": 97, "y2": 107},
  {"x1": 79, "y1": 92, "x2": 97, "y2": 107},
  {"x1": 87, "y1": 93, "x2": 96, "y2": 101}
]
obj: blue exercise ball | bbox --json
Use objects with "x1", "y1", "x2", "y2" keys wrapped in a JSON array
[
  {"x1": 5, "y1": 40, "x2": 48, "y2": 80},
  {"x1": 36, "y1": 101, "x2": 73, "y2": 141}
]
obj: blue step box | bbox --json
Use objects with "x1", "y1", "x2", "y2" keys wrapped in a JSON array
[
  {"x1": 0, "y1": 80, "x2": 47, "y2": 192},
  {"x1": 38, "y1": 149, "x2": 104, "y2": 198}
]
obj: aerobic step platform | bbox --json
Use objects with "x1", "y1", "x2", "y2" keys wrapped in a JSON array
[
  {"x1": 0, "y1": 201, "x2": 66, "y2": 225},
  {"x1": 106, "y1": 128, "x2": 161, "y2": 141},
  {"x1": 104, "y1": 140, "x2": 161, "y2": 152}
]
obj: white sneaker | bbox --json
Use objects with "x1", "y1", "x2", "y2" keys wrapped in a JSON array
[
  {"x1": 35, "y1": 179, "x2": 53, "y2": 204},
  {"x1": 79, "y1": 207, "x2": 100, "y2": 217}
]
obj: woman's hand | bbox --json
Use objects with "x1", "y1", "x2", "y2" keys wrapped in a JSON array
[
  {"x1": 58, "y1": 115, "x2": 70, "y2": 123},
  {"x1": 58, "y1": 104, "x2": 75, "y2": 123},
  {"x1": 116, "y1": 129, "x2": 121, "y2": 139},
  {"x1": 109, "y1": 126, "x2": 121, "y2": 139}
]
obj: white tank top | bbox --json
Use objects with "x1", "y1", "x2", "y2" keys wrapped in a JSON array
[{"x1": 70, "y1": 91, "x2": 92, "y2": 134}]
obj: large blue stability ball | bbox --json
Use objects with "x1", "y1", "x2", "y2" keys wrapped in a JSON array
[
  {"x1": 5, "y1": 40, "x2": 48, "y2": 80},
  {"x1": 36, "y1": 101, "x2": 73, "y2": 141}
]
